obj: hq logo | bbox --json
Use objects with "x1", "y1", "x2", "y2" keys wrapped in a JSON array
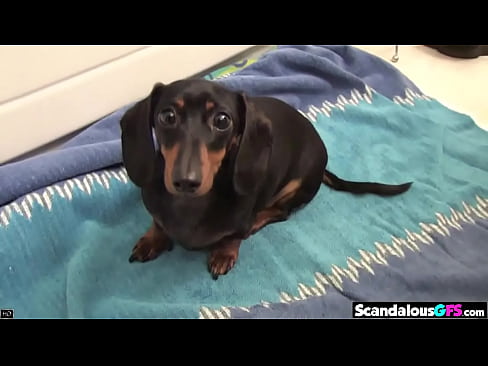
[{"x1": 434, "y1": 304, "x2": 462, "y2": 317}]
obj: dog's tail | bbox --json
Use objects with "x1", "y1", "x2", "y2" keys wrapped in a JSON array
[{"x1": 323, "y1": 169, "x2": 412, "y2": 196}]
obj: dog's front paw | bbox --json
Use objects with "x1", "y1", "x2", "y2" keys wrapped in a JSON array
[
  {"x1": 207, "y1": 239, "x2": 241, "y2": 280},
  {"x1": 129, "y1": 236, "x2": 173, "y2": 263}
]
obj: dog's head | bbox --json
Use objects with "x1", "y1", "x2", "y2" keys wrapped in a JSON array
[{"x1": 120, "y1": 79, "x2": 272, "y2": 197}]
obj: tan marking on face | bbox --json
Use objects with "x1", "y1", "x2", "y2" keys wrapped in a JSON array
[
  {"x1": 206, "y1": 101, "x2": 215, "y2": 111},
  {"x1": 196, "y1": 144, "x2": 226, "y2": 196},
  {"x1": 266, "y1": 178, "x2": 303, "y2": 208},
  {"x1": 175, "y1": 99, "x2": 184, "y2": 108},
  {"x1": 160, "y1": 144, "x2": 180, "y2": 194}
]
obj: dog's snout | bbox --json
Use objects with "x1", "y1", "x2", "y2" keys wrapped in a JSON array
[
  {"x1": 174, "y1": 179, "x2": 201, "y2": 193},
  {"x1": 173, "y1": 172, "x2": 202, "y2": 193},
  {"x1": 169, "y1": 138, "x2": 205, "y2": 194}
]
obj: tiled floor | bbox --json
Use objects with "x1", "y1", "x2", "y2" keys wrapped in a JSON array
[{"x1": 354, "y1": 45, "x2": 488, "y2": 131}]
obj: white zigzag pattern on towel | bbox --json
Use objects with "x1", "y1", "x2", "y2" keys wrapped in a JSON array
[
  {"x1": 393, "y1": 88, "x2": 432, "y2": 105},
  {"x1": 0, "y1": 167, "x2": 130, "y2": 227},
  {"x1": 275, "y1": 198, "x2": 488, "y2": 304},
  {"x1": 298, "y1": 86, "x2": 432, "y2": 122},
  {"x1": 199, "y1": 195, "x2": 488, "y2": 318}
]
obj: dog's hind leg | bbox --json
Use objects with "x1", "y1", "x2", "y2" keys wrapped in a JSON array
[
  {"x1": 246, "y1": 180, "x2": 320, "y2": 237},
  {"x1": 246, "y1": 207, "x2": 289, "y2": 237}
]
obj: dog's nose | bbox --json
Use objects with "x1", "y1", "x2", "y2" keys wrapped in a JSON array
[{"x1": 173, "y1": 178, "x2": 202, "y2": 193}]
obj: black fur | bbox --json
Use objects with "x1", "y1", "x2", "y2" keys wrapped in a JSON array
[{"x1": 120, "y1": 79, "x2": 412, "y2": 277}]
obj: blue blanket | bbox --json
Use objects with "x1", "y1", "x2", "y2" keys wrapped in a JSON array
[{"x1": 1, "y1": 46, "x2": 487, "y2": 318}]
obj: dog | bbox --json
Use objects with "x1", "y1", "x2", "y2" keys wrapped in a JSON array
[{"x1": 120, "y1": 79, "x2": 412, "y2": 279}]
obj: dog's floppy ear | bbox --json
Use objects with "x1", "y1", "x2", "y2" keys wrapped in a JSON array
[
  {"x1": 233, "y1": 94, "x2": 273, "y2": 196},
  {"x1": 120, "y1": 82, "x2": 164, "y2": 187}
]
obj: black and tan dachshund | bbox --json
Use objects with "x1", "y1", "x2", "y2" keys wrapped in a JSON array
[{"x1": 120, "y1": 79, "x2": 412, "y2": 279}]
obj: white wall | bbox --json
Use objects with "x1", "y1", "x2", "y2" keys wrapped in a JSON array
[{"x1": 0, "y1": 45, "x2": 253, "y2": 163}]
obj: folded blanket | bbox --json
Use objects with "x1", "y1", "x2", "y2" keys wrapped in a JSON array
[{"x1": 1, "y1": 46, "x2": 487, "y2": 319}]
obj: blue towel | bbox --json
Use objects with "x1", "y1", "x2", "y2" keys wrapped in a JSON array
[{"x1": 1, "y1": 46, "x2": 487, "y2": 318}]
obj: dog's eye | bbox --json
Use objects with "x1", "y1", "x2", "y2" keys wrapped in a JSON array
[
  {"x1": 213, "y1": 113, "x2": 232, "y2": 131},
  {"x1": 158, "y1": 109, "x2": 176, "y2": 126}
]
